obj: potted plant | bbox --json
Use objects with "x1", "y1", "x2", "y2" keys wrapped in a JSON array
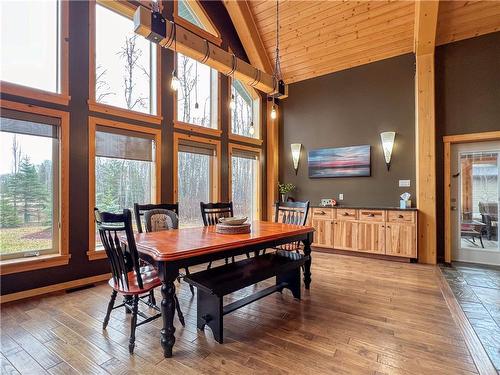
[{"x1": 278, "y1": 182, "x2": 296, "y2": 202}]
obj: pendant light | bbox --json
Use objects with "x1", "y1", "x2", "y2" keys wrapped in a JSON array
[
  {"x1": 229, "y1": 54, "x2": 236, "y2": 110},
  {"x1": 170, "y1": 24, "x2": 180, "y2": 91},
  {"x1": 269, "y1": 0, "x2": 283, "y2": 120},
  {"x1": 194, "y1": 61, "x2": 199, "y2": 109},
  {"x1": 249, "y1": 121, "x2": 255, "y2": 135}
]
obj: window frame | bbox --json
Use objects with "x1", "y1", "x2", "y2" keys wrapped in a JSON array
[
  {"x1": 87, "y1": 116, "x2": 161, "y2": 260},
  {"x1": 173, "y1": 55, "x2": 222, "y2": 137},
  {"x1": 228, "y1": 77, "x2": 263, "y2": 146},
  {"x1": 0, "y1": 100, "x2": 70, "y2": 275},
  {"x1": 173, "y1": 0, "x2": 222, "y2": 47},
  {"x1": 173, "y1": 132, "x2": 221, "y2": 209},
  {"x1": 88, "y1": 0, "x2": 162, "y2": 125},
  {"x1": 228, "y1": 142, "x2": 262, "y2": 221},
  {"x1": 0, "y1": 0, "x2": 70, "y2": 106}
]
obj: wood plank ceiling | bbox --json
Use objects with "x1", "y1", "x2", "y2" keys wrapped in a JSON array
[{"x1": 248, "y1": 1, "x2": 500, "y2": 84}]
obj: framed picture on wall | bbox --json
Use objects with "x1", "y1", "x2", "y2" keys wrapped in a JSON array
[{"x1": 308, "y1": 145, "x2": 371, "y2": 178}]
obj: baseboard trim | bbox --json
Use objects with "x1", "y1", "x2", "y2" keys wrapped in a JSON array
[
  {"x1": 0, "y1": 273, "x2": 111, "y2": 304},
  {"x1": 436, "y1": 267, "x2": 497, "y2": 375}
]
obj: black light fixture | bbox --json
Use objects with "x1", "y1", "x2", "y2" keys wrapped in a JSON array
[
  {"x1": 269, "y1": 0, "x2": 283, "y2": 120},
  {"x1": 170, "y1": 24, "x2": 180, "y2": 91}
]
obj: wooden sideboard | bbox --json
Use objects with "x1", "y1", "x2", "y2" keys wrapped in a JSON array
[{"x1": 307, "y1": 207, "x2": 417, "y2": 259}]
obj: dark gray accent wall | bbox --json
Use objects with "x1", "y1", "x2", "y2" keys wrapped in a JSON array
[
  {"x1": 280, "y1": 54, "x2": 416, "y2": 207},
  {"x1": 435, "y1": 32, "x2": 500, "y2": 260}
]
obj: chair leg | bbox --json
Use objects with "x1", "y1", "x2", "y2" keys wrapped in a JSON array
[
  {"x1": 129, "y1": 296, "x2": 139, "y2": 354},
  {"x1": 124, "y1": 295, "x2": 133, "y2": 314},
  {"x1": 148, "y1": 290, "x2": 156, "y2": 306},
  {"x1": 185, "y1": 267, "x2": 195, "y2": 296},
  {"x1": 103, "y1": 290, "x2": 117, "y2": 329},
  {"x1": 174, "y1": 294, "x2": 185, "y2": 326},
  {"x1": 207, "y1": 261, "x2": 212, "y2": 269}
]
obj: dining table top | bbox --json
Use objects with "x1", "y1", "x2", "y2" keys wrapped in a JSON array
[{"x1": 132, "y1": 220, "x2": 314, "y2": 262}]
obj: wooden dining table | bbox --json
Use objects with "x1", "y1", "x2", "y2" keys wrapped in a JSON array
[{"x1": 132, "y1": 220, "x2": 314, "y2": 358}]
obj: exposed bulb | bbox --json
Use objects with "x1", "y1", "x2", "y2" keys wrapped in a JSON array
[
  {"x1": 229, "y1": 94, "x2": 236, "y2": 110},
  {"x1": 170, "y1": 72, "x2": 180, "y2": 91},
  {"x1": 249, "y1": 122, "x2": 255, "y2": 135},
  {"x1": 270, "y1": 105, "x2": 277, "y2": 120}
]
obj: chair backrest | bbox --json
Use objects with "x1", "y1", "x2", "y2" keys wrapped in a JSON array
[
  {"x1": 274, "y1": 201, "x2": 310, "y2": 226},
  {"x1": 95, "y1": 208, "x2": 143, "y2": 290},
  {"x1": 200, "y1": 202, "x2": 233, "y2": 226},
  {"x1": 133, "y1": 203, "x2": 179, "y2": 233},
  {"x1": 144, "y1": 209, "x2": 179, "y2": 232}
]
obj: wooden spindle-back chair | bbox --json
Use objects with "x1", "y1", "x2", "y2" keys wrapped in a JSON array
[
  {"x1": 274, "y1": 201, "x2": 310, "y2": 252},
  {"x1": 200, "y1": 202, "x2": 235, "y2": 267}
]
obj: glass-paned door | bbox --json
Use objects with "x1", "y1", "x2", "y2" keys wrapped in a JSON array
[{"x1": 451, "y1": 141, "x2": 500, "y2": 265}]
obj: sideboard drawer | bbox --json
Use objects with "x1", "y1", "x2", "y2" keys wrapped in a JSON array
[
  {"x1": 358, "y1": 209, "x2": 386, "y2": 222},
  {"x1": 388, "y1": 210, "x2": 415, "y2": 223},
  {"x1": 311, "y1": 208, "x2": 334, "y2": 219},
  {"x1": 336, "y1": 208, "x2": 357, "y2": 220}
]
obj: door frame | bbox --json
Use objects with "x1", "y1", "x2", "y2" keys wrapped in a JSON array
[{"x1": 443, "y1": 131, "x2": 500, "y2": 263}]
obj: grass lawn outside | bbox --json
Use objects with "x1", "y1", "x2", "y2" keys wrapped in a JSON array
[{"x1": 0, "y1": 226, "x2": 52, "y2": 255}]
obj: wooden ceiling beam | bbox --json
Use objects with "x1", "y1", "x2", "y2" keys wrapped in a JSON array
[
  {"x1": 223, "y1": 0, "x2": 273, "y2": 74},
  {"x1": 414, "y1": 0, "x2": 440, "y2": 55}
]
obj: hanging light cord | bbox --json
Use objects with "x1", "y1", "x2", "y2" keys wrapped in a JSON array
[{"x1": 274, "y1": 0, "x2": 282, "y2": 85}]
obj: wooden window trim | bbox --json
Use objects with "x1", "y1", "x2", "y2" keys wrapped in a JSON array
[
  {"x1": 173, "y1": 1, "x2": 222, "y2": 46},
  {"x1": 228, "y1": 77, "x2": 263, "y2": 146},
  {"x1": 87, "y1": 116, "x2": 162, "y2": 260},
  {"x1": 173, "y1": 132, "x2": 221, "y2": 203},
  {"x1": 89, "y1": 0, "x2": 162, "y2": 125},
  {"x1": 0, "y1": 100, "x2": 70, "y2": 276},
  {"x1": 0, "y1": 1, "x2": 70, "y2": 106},
  {"x1": 228, "y1": 143, "x2": 262, "y2": 220},
  {"x1": 173, "y1": 65, "x2": 221, "y2": 134}
]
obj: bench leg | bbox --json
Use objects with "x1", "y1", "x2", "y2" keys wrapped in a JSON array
[
  {"x1": 197, "y1": 289, "x2": 224, "y2": 344},
  {"x1": 277, "y1": 268, "x2": 301, "y2": 300}
]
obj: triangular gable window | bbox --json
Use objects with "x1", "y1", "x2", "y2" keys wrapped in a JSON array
[
  {"x1": 178, "y1": 0, "x2": 204, "y2": 29},
  {"x1": 175, "y1": 0, "x2": 221, "y2": 44}
]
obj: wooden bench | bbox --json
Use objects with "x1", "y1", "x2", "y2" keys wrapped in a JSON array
[{"x1": 184, "y1": 250, "x2": 306, "y2": 343}]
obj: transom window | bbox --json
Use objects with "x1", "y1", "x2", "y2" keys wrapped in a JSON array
[
  {"x1": 176, "y1": 53, "x2": 218, "y2": 129},
  {"x1": 94, "y1": 3, "x2": 157, "y2": 114},
  {"x1": 175, "y1": 135, "x2": 219, "y2": 228},
  {"x1": 0, "y1": 111, "x2": 60, "y2": 260},
  {"x1": 230, "y1": 146, "x2": 260, "y2": 222},
  {"x1": 231, "y1": 79, "x2": 260, "y2": 139},
  {"x1": 1, "y1": 0, "x2": 62, "y2": 93}
]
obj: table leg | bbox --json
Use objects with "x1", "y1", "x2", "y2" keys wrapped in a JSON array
[
  {"x1": 159, "y1": 265, "x2": 178, "y2": 358},
  {"x1": 303, "y1": 236, "x2": 312, "y2": 289}
]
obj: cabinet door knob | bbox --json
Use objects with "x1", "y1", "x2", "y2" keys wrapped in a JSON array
[
  {"x1": 387, "y1": 225, "x2": 391, "y2": 228},
  {"x1": 398, "y1": 215, "x2": 404, "y2": 219},
  {"x1": 343, "y1": 212, "x2": 349, "y2": 216},
  {"x1": 368, "y1": 213, "x2": 375, "y2": 217}
]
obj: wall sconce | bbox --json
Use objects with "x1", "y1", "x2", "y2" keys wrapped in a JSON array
[
  {"x1": 380, "y1": 131, "x2": 396, "y2": 171},
  {"x1": 291, "y1": 143, "x2": 302, "y2": 175}
]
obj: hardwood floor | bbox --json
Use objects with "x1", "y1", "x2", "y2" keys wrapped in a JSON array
[{"x1": 0, "y1": 252, "x2": 494, "y2": 374}]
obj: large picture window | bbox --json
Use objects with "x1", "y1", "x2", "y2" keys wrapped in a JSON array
[
  {"x1": 93, "y1": 2, "x2": 157, "y2": 115},
  {"x1": 229, "y1": 144, "x2": 261, "y2": 222},
  {"x1": 176, "y1": 53, "x2": 218, "y2": 130},
  {"x1": 0, "y1": 0, "x2": 68, "y2": 104},
  {"x1": 174, "y1": 134, "x2": 220, "y2": 228},
  {"x1": 231, "y1": 79, "x2": 260, "y2": 140},
  {"x1": 88, "y1": 118, "x2": 161, "y2": 258},
  {"x1": 0, "y1": 101, "x2": 69, "y2": 275}
]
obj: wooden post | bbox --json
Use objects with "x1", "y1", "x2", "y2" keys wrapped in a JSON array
[
  {"x1": 416, "y1": 53, "x2": 437, "y2": 264},
  {"x1": 414, "y1": 1, "x2": 439, "y2": 264}
]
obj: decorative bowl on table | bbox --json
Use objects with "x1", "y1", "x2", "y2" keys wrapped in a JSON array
[
  {"x1": 218, "y1": 216, "x2": 248, "y2": 225},
  {"x1": 216, "y1": 217, "x2": 251, "y2": 234}
]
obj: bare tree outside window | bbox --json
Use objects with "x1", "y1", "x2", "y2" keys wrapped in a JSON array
[
  {"x1": 177, "y1": 53, "x2": 216, "y2": 128},
  {"x1": 95, "y1": 4, "x2": 155, "y2": 114}
]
